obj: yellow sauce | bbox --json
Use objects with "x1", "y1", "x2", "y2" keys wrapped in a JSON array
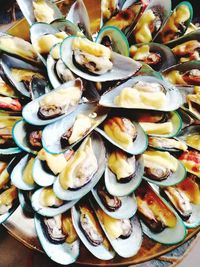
[{"x1": 186, "y1": 134, "x2": 200, "y2": 150}]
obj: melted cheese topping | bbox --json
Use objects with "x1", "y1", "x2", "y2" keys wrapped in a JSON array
[
  {"x1": 23, "y1": 157, "x2": 35, "y2": 186},
  {"x1": 33, "y1": 0, "x2": 56, "y2": 23},
  {"x1": 114, "y1": 82, "x2": 167, "y2": 109},
  {"x1": 148, "y1": 137, "x2": 188, "y2": 151},
  {"x1": 101, "y1": 0, "x2": 118, "y2": 20},
  {"x1": 0, "y1": 77, "x2": 16, "y2": 97},
  {"x1": 108, "y1": 150, "x2": 135, "y2": 180},
  {"x1": 134, "y1": 9, "x2": 156, "y2": 43},
  {"x1": 62, "y1": 213, "x2": 78, "y2": 244},
  {"x1": 39, "y1": 187, "x2": 63, "y2": 207},
  {"x1": 68, "y1": 114, "x2": 93, "y2": 145},
  {"x1": 130, "y1": 45, "x2": 150, "y2": 60},
  {"x1": 40, "y1": 86, "x2": 81, "y2": 108},
  {"x1": 136, "y1": 185, "x2": 177, "y2": 228},
  {"x1": 143, "y1": 150, "x2": 178, "y2": 172},
  {"x1": 0, "y1": 36, "x2": 37, "y2": 60},
  {"x1": 97, "y1": 208, "x2": 124, "y2": 239},
  {"x1": 159, "y1": 5, "x2": 190, "y2": 43},
  {"x1": 164, "y1": 70, "x2": 187, "y2": 85},
  {"x1": 104, "y1": 118, "x2": 135, "y2": 149},
  {"x1": 0, "y1": 185, "x2": 17, "y2": 214},
  {"x1": 34, "y1": 32, "x2": 67, "y2": 54},
  {"x1": 187, "y1": 94, "x2": 200, "y2": 117},
  {"x1": 72, "y1": 38, "x2": 111, "y2": 58},
  {"x1": 186, "y1": 134, "x2": 200, "y2": 150},
  {"x1": 59, "y1": 137, "x2": 98, "y2": 190},
  {"x1": 139, "y1": 122, "x2": 173, "y2": 135},
  {"x1": 38, "y1": 149, "x2": 67, "y2": 175},
  {"x1": 0, "y1": 167, "x2": 9, "y2": 190},
  {"x1": 11, "y1": 69, "x2": 44, "y2": 82}
]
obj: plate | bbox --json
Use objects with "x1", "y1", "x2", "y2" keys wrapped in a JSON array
[{"x1": 3, "y1": 0, "x2": 200, "y2": 265}]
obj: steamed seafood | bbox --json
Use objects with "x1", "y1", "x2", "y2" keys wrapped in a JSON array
[
  {"x1": 136, "y1": 181, "x2": 177, "y2": 233},
  {"x1": 72, "y1": 38, "x2": 113, "y2": 75},
  {"x1": 33, "y1": 0, "x2": 60, "y2": 23},
  {"x1": 148, "y1": 137, "x2": 188, "y2": 151},
  {"x1": 114, "y1": 81, "x2": 167, "y2": 109},
  {"x1": 179, "y1": 151, "x2": 200, "y2": 177},
  {"x1": 172, "y1": 40, "x2": 200, "y2": 63},
  {"x1": 130, "y1": 45, "x2": 161, "y2": 66},
  {"x1": 143, "y1": 150, "x2": 178, "y2": 181},
  {"x1": 59, "y1": 137, "x2": 98, "y2": 190},
  {"x1": 39, "y1": 187, "x2": 64, "y2": 208},
  {"x1": 103, "y1": 117, "x2": 137, "y2": 148},
  {"x1": 38, "y1": 80, "x2": 82, "y2": 120},
  {"x1": 108, "y1": 150, "x2": 136, "y2": 183}
]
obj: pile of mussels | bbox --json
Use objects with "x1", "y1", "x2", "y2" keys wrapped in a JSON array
[{"x1": 0, "y1": 0, "x2": 199, "y2": 264}]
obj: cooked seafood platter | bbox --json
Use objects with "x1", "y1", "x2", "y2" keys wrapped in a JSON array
[{"x1": 1, "y1": 0, "x2": 200, "y2": 265}]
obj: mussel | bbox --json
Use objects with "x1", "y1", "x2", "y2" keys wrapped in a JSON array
[
  {"x1": 97, "y1": 183, "x2": 122, "y2": 211},
  {"x1": 59, "y1": 137, "x2": 98, "y2": 190},
  {"x1": 103, "y1": 117, "x2": 137, "y2": 149},
  {"x1": 148, "y1": 137, "x2": 188, "y2": 151},
  {"x1": 135, "y1": 181, "x2": 177, "y2": 233},
  {"x1": 143, "y1": 150, "x2": 178, "y2": 181},
  {"x1": 108, "y1": 149, "x2": 136, "y2": 183},
  {"x1": 155, "y1": 2, "x2": 193, "y2": 44}
]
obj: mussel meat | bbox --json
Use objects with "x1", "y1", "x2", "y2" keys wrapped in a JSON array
[
  {"x1": 135, "y1": 181, "x2": 177, "y2": 233},
  {"x1": 72, "y1": 38, "x2": 113, "y2": 75},
  {"x1": 96, "y1": 208, "x2": 132, "y2": 239},
  {"x1": 108, "y1": 150, "x2": 136, "y2": 183},
  {"x1": 130, "y1": 45, "x2": 161, "y2": 66},
  {"x1": 0, "y1": 185, "x2": 18, "y2": 215},
  {"x1": 172, "y1": 40, "x2": 200, "y2": 63},
  {"x1": 60, "y1": 114, "x2": 94, "y2": 148},
  {"x1": 114, "y1": 81, "x2": 167, "y2": 109},
  {"x1": 59, "y1": 137, "x2": 98, "y2": 190},
  {"x1": 103, "y1": 117, "x2": 137, "y2": 148},
  {"x1": 148, "y1": 137, "x2": 188, "y2": 151},
  {"x1": 179, "y1": 150, "x2": 200, "y2": 177},
  {"x1": 38, "y1": 80, "x2": 82, "y2": 120},
  {"x1": 143, "y1": 150, "x2": 178, "y2": 181},
  {"x1": 39, "y1": 187, "x2": 64, "y2": 208},
  {"x1": 97, "y1": 183, "x2": 121, "y2": 211}
]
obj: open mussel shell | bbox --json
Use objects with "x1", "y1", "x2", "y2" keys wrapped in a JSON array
[
  {"x1": 148, "y1": 137, "x2": 188, "y2": 152},
  {"x1": 12, "y1": 119, "x2": 42, "y2": 155},
  {"x1": 53, "y1": 132, "x2": 106, "y2": 201},
  {"x1": 92, "y1": 202, "x2": 143, "y2": 258},
  {"x1": 11, "y1": 154, "x2": 37, "y2": 190},
  {"x1": 143, "y1": 153, "x2": 186, "y2": 187},
  {"x1": 1, "y1": 54, "x2": 45, "y2": 98},
  {"x1": 177, "y1": 124, "x2": 200, "y2": 151},
  {"x1": 160, "y1": 175, "x2": 200, "y2": 229},
  {"x1": 139, "y1": 111, "x2": 182, "y2": 138},
  {"x1": 66, "y1": 0, "x2": 92, "y2": 40},
  {"x1": 71, "y1": 203, "x2": 115, "y2": 260},
  {"x1": 96, "y1": 121, "x2": 148, "y2": 155},
  {"x1": 131, "y1": 0, "x2": 171, "y2": 43},
  {"x1": 18, "y1": 190, "x2": 34, "y2": 216},
  {"x1": 155, "y1": 1, "x2": 193, "y2": 44},
  {"x1": 96, "y1": 26, "x2": 129, "y2": 56},
  {"x1": 60, "y1": 36, "x2": 141, "y2": 82},
  {"x1": 34, "y1": 214, "x2": 79, "y2": 265},
  {"x1": 42, "y1": 103, "x2": 108, "y2": 154},
  {"x1": 105, "y1": 154, "x2": 143, "y2": 196},
  {"x1": 167, "y1": 28, "x2": 200, "y2": 49},
  {"x1": 22, "y1": 78, "x2": 83, "y2": 126},
  {"x1": 31, "y1": 187, "x2": 78, "y2": 217},
  {"x1": 130, "y1": 43, "x2": 176, "y2": 72},
  {"x1": 17, "y1": 0, "x2": 63, "y2": 25},
  {"x1": 51, "y1": 18, "x2": 82, "y2": 36},
  {"x1": 0, "y1": 115, "x2": 22, "y2": 155},
  {"x1": 92, "y1": 184, "x2": 137, "y2": 219},
  {"x1": 32, "y1": 157, "x2": 57, "y2": 187},
  {"x1": 100, "y1": 76, "x2": 183, "y2": 111},
  {"x1": 0, "y1": 33, "x2": 39, "y2": 64},
  {"x1": 137, "y1": 182, "x2": 187, "y2": 245},
  {"x1": 162, "y1": 60, "x2": 200, "y2": 86},
  {"x1": 30, "y1": 22, "x2": 61, "y2": 65},
  {"x1": 47, "y1": 44, "x2": 62, "y2": 88}
]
